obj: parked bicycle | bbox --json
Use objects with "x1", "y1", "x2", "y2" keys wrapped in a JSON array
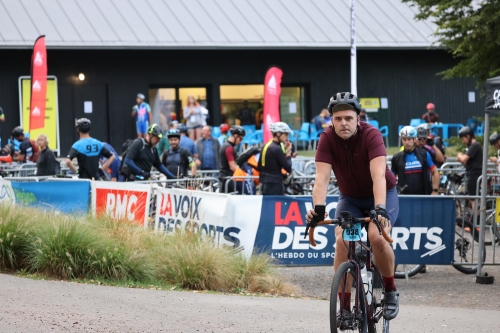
[{"x1": 306, "y1": 210, "x2": 393, "y2": 333}]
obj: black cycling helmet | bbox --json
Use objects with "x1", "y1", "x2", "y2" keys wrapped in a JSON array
[
  {"x1": 416, "y1": 126, "x2": 428, "y2": 138},
  {"x1": 166, "y1": 129, "x2": 181, "y2": 139},
  {"x1": 147, "y1": 123, "x2": 163, "y2": 138},
  {"x1": 177, "y1": 124, "x2": 188, "y2": 134},
  {"x1": 489, "y1": 132, "x2": 500, "y2": 145},
  {"x1": 458, "y1": 126, "x2": 474, "y2": 139},
  {"x1": 12, "y1": 126, "x2": 24, "y2": 138},
  {"x1": 230, "y1": 125, "x2": 246, "y2": 137},
  {"x1": 75, "y1": 118, "x2": 91, "y2": 133},
  {"x1": 327, "y1": 92, "x2": 362, "y2": 114}
]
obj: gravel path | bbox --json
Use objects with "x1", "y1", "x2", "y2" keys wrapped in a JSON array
[
  {"x1": 1, "y1": 273, "x2": 500, "y2": 332},
  {"x1": 278, "y1": 264, "x2": 500, "y2": 311}
]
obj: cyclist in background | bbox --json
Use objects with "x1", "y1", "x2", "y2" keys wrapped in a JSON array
[
  {"x1": 66, "y1": 118, "x2": 115, "y2": 180},
  {"x1": 219, "y1": 126, "x2": 245, "y2": 193},
  {"x1": 257, "y1": 122, "x2": 293, "y2": 195},
  {"x1": 392, "y1": 126, "x2": 440, "y2": 195},
  {"x1": 218, "y1": 123, "x2": 229, "y2": 145},
  {"x1": 488, "y1": 132, "x2": 500, "y2": 173},
  {"x1": 131, "y1": 93, "x2": 152, "y2": 138},
  {"x1": 161, "y1": 129, "x2": 196, "y2": 178},
  {"x1": 305, "y1": 92, "x2": 400, "y2": 322},
  {"x1": 416, "y1": 124, "x2": 445, "y2": 168},
  {"x1": 11, "y1": 126, "x2": 38, "y2": 163},
  {"x1": 122, "y1": 124, "x2": 175, "y2": 181},
  {"x1": 457, "y1": 126, "x2": 483, "y2": 203},
  {"x1": 100, "y1": 142, "x2": 121, "y2": 181}
]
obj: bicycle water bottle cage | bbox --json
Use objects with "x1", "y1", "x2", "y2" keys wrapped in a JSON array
[{"x1": 339, "y1": 211, "x2": 354, "y2": 229}]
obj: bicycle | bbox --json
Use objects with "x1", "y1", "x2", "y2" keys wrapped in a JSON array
[{"x1": 306, "y1": 210, "x2": 394, "y2": 333}]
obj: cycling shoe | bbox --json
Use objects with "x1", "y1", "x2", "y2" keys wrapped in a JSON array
[
  {"x1": 383, "y1": 290, "x2": 399, "y2": 320},
  {"x1": 336, "y1": 309, "x2": 354, "y2": 329}
]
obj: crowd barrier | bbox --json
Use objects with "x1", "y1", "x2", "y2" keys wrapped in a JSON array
[{"x1": 0, "y1": 178, "x2": 465, "y2": 266}]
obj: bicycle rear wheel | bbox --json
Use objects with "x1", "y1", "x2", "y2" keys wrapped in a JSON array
[
  {"x1": 330, "y1": 262, "x2": 367, "y2": 333},
  {"x1": 452, "y1": 219, "x2": 486, "y2": 274},
  {"x1": 393, "y1": 264, "x2": 424, "y2": 279},
  {"x1": 367, "y1": 268, "x2": 389, "y2": 333},
  {"x1": 470, "y1": 213, "x2": 500, "y2": 245}
]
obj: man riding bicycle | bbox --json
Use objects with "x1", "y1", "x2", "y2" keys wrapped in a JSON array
[
  {"x1": 122, "y1": 124, "x2": 175, "y2": 181},
  {"x1": 305, "y1": 92, "x2": 400, "y2": 322}
]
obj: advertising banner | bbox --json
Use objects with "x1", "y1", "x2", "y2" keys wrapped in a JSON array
[
  {"x1": 263, "y1": 66, "x2": 283, "y2": 142},
  {"x1": 155, "y1": 187, "x2": 262, "y2": 257},
  {"x1": 92, "y1": 182, "x2": 151, "y2": 226},
  {"x1": 30, "y1": 36, "x2": 47, "y2": 130},
  {"x1": 0, "y1": 179, "x2": 16, "y2": 205},
  {"x1": 254, "y1": 196, "x2": 456, "y2": 266},
  {"x1": 485, "y1": 75, "x2": 500, "y2": 112},
  {"x1": 19, "y1": 76, "x2": 60, "y2": 155},
  {"x1": 9, "y1": 181, "x2": 89, "y2": 214}
]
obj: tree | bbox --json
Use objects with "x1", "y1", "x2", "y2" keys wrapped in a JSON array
[{"x1": 403, "y1": 0, "x2": 500, "y2": 86}]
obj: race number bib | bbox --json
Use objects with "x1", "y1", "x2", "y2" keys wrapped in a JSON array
[{"x1": 343, "y1": 224, "x2": 362, "y2": 241}]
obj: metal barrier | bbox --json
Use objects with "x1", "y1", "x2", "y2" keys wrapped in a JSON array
[
  {"x1": 135, "y1": 177, "x2": 219, "y2": 191},
  {"x1": 440, "y1": 162, "x2": 497, "y2": 173},
  {"x1": 3, "y1": 177, "x2": 39, "y2": 182}
]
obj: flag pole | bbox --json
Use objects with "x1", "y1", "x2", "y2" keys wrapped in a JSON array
[{"x1": 350, "y1": 0, "x2": 357, "y2": 95}]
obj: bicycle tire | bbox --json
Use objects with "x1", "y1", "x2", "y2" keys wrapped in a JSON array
[
  {"x1": 470, "y1": 213, "x2": 500, "y2": 246},
  {"x1": 367, "y1": 268, "x2": 388, "y2": 333},
  {"x1": 452, "y1": 220, "x2": 486, "y2": 274},
  {"x1": 330, "y1": 262, "x2": 367, "y2": 333},
  {"x1": 393, "y1": 264, "x2": 425, "y2": 279}
]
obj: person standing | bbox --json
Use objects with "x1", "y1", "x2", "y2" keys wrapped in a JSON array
[
  {"x1": 131, "y1": 93, "x2": 152, "y2": 138},
  {"x1": 257, "y1": 122, "x2": 293, "y2": 195},
  {"x1": 218, "y1": 123, "x2": 229, "y2": 145},
  {"x1": 219, "y1": 126, "x2": 246, "y2": 193},
  {"x1": 66, "y1": 119, "x2": 115, "y2": 180},
  {"x1": 312, "y1": 109, "x2": 328, "y2": 131},
  {"x1": 35, "y1": 134, "x2": 58, "y2": 176},
  {"x1": 196, "y1": 126, "x2": 220, "y2": 171},
  {"x1": 457, "y1": 126, "x2": 483, "y2": 197},
  {"x1": 489, "y1": 132, "x2": 500, "y2": 173},
  {"x1": 236, "y1": 100, "x2": 254, "y2": 126},
  {"x1": 421, "y1": 103, "x2": 439, "y2": 124},
  {"x1": 161, "y1": 129, "x2": 196, "y2": 178},
  {"x1": 305, "y1": 92, "x2": 400, "y2": 321},
  {"x1": 178, "y1": 124, "x2": 199, "y2": 164},
  {"x1": 183, "y1": 95, "x2": 203, "y2": 141},
  {"x1": 391, "y1": 126, "x2": 440, "y2": 195}
]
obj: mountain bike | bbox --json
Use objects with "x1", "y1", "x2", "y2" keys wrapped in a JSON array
[{"x1": 306, "y1": 210, "x2": 394, "y2": 333}]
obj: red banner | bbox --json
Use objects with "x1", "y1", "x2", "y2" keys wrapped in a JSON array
[
  {"x1": 263, "y1": 66, "x2": 283, "y2": 142},
  {"x1": 30, "y1": 35, "x2": 47, "y2": 131}
]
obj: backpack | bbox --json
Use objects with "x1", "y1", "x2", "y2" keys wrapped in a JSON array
[
  {"x1": 28, "y1": 140, "x2": 40, "y2": 163},
  {"x1": 119, "y1": 138, "x2": 146, "y2": 176}
]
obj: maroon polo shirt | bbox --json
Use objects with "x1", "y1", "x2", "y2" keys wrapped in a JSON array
[{"x1": 315, "y1": 121, "x2": 396, "y2": 199}]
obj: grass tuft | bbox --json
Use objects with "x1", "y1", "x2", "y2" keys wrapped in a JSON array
[{"x1": 0, "y1": 205, "x2": 32, "y2": 269}]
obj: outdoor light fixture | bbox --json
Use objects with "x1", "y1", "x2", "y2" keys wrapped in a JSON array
[{"x1": 78, "y1": 73, "x2": 85, "y2": 81}]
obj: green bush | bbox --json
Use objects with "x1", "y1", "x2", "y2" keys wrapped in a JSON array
[
  {"x1": 0, "y1": 205, "x2": 32, "y2": 269},
  {"x1": 0, "y1": 206, "x2": 296, "y2": 295}
]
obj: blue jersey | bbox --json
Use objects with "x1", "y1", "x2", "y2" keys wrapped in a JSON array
[
  {"x1": 68, "y1": 137, "x2": 112, "y2": 180},
  {"x1": 132, "y1": 102, "x2": 151, "y2": 123},
  {"x1": 393, "y1": 151, "x2": 435, "y2": 194},
  {"x1": 180, "y1": 135, "x2": 198, "y2": 156},
  {"x1": 100, "y1": 142, "x2": 121, "y2": 179}
]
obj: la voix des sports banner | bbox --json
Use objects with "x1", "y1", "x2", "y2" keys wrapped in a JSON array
[
  {"x1": 254, "y1": 196, "x2": 456, "y2": 265},
  {"x1": 30, "y1": 35, "x2": 47, "y2": 131},
  {"x1": 92, "y1": 181, "x2": 151, "y2": 226},
  {"x1": 20, "y1": 76, "x2": 60, "y2": 155},
  {"x1": 154, "y1": 187, "x2": 262, "y2": 257},
  {"x1": 262, "y1": 66, "x2": 283, "y2": 142}
]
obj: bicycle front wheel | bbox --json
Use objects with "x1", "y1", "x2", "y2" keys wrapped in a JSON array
[
  {"x1": 330, "y1": 262, "x2": 367, "y2": 333},
  {"x1": 452, "y1": 219, "x2": 486, "y2": 274},
  {"x1": 393, "y1": 264, "x2": 425, "y2": 279}
]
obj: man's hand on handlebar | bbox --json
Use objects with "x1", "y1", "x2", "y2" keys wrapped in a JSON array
[{"x1": 375, "y1": 206, "x2": 391, "y2": 228}]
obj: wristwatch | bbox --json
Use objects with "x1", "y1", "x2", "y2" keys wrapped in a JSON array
[{"x1": 432, "y1": 189, "x2": 438, "y2": 192}]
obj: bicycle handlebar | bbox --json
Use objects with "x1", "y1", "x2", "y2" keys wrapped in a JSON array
[{"x1": 306, "y1": 216, "x2": 393, "y2": 247}]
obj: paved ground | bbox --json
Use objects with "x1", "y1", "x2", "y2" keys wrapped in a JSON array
[{"x1": 1, "y1": 271, "x2": 500, "y2": 333}]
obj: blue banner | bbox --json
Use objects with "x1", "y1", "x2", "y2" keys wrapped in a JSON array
[
  {"x1": 10, "y1": 181, "x2": 90, "y2": 214},
  {"x1": 254, "y1": 196, "x2": 455, "y2": 266}
]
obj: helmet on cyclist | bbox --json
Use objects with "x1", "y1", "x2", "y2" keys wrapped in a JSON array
[
  {"x1": 147, "y1": 123, "x2": 163, "y2": 138},
  {"x1": 177, "y1": 124, "x2": 188, "y2": 134},
  {"x1": 220, "y1": 123, "x2": 229, "y2": 134},
  {"x1": 489, "y1": 131, "x2": 500, "y2": 145},
  {"x1": 75, "y1": 118, "x2": 91, "y2": 133},
  {"x1": 229, "y1": 125, "x2": 246, "y2": 137},
  {"x1": 458, "y1": 126, "x2": 474, "y2": 139},
  {"x1": 399, "y1": 126, "x2": 417, "y2": 138},
  {"x1": 11, "y1": 126, "x2": 24, "y2": 138},
  {"x1": 327, "y1": 92, "x2": 362, "y2": 114},
  {"x1": 166, "y1": 129, "x2": 181, "y2": 139},
  {"x1": 137, "y1": 93, "x2": 145, "y2": 100},
  {"x1": 416, "y1": 126, "x2": 428, "y2": 139},
  {"x1": 270, "y1": 122, "x2": 292, "y2": 134}
]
